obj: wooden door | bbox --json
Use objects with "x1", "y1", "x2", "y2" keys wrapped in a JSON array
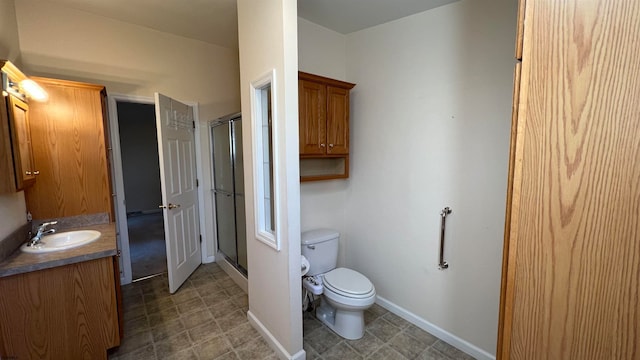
[
  {"x1": 499, "y1": 0, "x2": 640, "y2": 359},
  {"x1": 326, "y1": 86, "x2": 349, "y2": 155},
  {"x1": 6, "y1": 96, "x2": 36, "y2": 190},
  {"x1": 155, "y1": 93, "x2": 201, "y2": 294},
  {"x1": 298, "y1": 79, "x2": 326, "y2": 155}
]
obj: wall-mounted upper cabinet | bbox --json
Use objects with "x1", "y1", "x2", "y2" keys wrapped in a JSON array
[
  {"x1": 6, "y1": 96, "x2": 36, "y2": 190},
  {"x1": 25, "y1": 77, "x2": 113, "y2": 221},
  {"x1": 0, "y1": 61, "x2": 38, "y2": 193},
  {"x1": 298, "y1": 72, "x2": 355, "y2": 181}
]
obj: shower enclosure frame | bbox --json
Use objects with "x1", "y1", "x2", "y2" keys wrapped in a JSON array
[{"x1": 210, "y1": 113, "x2": 247, "y2": 275}]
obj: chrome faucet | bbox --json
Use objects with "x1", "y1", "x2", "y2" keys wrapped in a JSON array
[{"x1": 27, "y1": 221, "x2": 58, "y2": 247}]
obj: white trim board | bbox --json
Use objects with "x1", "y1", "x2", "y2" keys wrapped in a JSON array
[
  {"x1": 107, "y1": 94, "x2": 152, "y2": 285},
  {"x1": 248, "y1": 311, "x2": 306, "y2": 360},
  {"x1": 375, "y1": 296, "x2": 495, "y2": 360}
]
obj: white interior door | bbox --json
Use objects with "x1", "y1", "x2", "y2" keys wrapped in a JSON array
[{"x1": 155, "y1": 92, "x2": 201, "y2": 293}]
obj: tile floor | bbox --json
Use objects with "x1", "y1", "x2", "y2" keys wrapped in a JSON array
[{"x1": 109, "y1": 263, "x2": 475, "y2": 360}]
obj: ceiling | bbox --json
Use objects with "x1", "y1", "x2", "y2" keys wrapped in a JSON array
[
  {"x1": 41, "y1": 0, "x2": 459, "y2": 49},
  {"x1": 297, "y1": 0, "x2": 459, "y2": 34}
]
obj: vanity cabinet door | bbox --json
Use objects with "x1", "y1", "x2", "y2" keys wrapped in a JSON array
[
  {"x1": 7, "y1": 95, "x2": 37, "y2": 190},
  {"x1": 0, "y1": 257, "x2": 120, "y2": 359}
]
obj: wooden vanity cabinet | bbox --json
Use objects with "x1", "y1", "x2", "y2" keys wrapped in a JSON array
[
  {"x1": 298, "y1": 72, "x2": 355, "y2": 181},
  {"x1": 0, "y1": 256, "x2": 121, "y2": 359}
]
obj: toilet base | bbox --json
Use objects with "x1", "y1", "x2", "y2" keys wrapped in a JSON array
[{"x1": 316, "y1": 300, "x2": 365, "y2": 340}]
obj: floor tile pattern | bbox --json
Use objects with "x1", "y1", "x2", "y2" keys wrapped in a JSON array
[{"x1": 109, "y1": 263, "x2": 475, "y2": 360}]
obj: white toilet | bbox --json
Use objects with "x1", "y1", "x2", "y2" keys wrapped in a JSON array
[{"x1": 301, "y1": 229, "x2": 376, "y2": 340}]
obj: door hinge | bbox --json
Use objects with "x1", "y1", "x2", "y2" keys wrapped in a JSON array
[
  {"x1": 196, "y1": 179, "x2": 199, "y2": 187},
  {"x1": 192, "y1": 120, "x2": 196, "y2": 129},
  {"x1": 199, "y1": 234, "x2": 202, "y2": 243}
]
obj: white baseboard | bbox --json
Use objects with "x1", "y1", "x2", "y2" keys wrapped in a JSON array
[
  {"x1": 247, "y1": 310, "x2": 306, "y2": 360},
  {"x1": 375, "y1": 296, "x2": 495, "y2": 360},
  {"x1": 216, "y1": 252, "x2": 248, "y2": 293}
]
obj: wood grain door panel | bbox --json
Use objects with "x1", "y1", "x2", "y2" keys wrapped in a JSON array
[
  {"x1": 326, "y1": 86, "x2": 349, "y2": 155},
  {"x1": 501, "y1": 0, "x2": 640, "y2": 358},
  {"x1": 298, "y1": 79, "x2": 326, "y2": 155},
  {"x1": 7, "y1": 96, "x2": 36, "y2": 190},
  {"x1": 25, "y1": 78, "x2": 111, "y2": 220}
]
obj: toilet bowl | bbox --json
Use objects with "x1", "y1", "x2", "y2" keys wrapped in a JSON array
[
  {"x1": 316, "y1": 267, "x2": 376, "y2": 339},
  {"x1": 301, "y1": 229, "x2": 376, "y2": 340}
]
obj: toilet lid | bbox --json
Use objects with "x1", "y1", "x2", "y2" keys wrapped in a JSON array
[{"x1": 323, "y1": 268, "x2": 374, "y2": 297}]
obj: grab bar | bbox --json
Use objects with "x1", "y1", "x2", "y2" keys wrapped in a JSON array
[{"x1": 438, "y1": 207, "x2": 452, "y2": 270}]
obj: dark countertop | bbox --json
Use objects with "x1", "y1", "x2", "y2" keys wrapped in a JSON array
[{"x1": 0, "y1": 223, "x2": 117, "y2": 278}]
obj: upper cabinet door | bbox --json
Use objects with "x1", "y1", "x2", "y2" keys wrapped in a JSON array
[
  {"x1": 298, "y1": 79, "x2": 326, "y2": 155},
  {"x1": 7, "y1": 95, "x2": 36, "y2": 190},
  {"x1": 326, "y1": 86, "x2": 349, "y2": 155}
]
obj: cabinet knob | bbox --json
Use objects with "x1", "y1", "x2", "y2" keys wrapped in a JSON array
[
  {"x1": 329, "y1": 144, "x2": 334, "y2": 148},
  {"x1": 34, "y1": 170, "x2": 40, "y2": 175},
  {"x1": 25, "y1": 171, "x2": 32, "y2": 175},
  {"x1": 320, "y1": 143, "x2": 325, "y2": 148}
]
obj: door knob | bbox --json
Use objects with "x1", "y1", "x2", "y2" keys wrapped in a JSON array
[{"x1": 159, "y1": 203, "x2": 181, "y2": 209}]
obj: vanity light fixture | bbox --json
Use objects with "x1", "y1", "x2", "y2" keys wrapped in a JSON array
[
  {"x1": 0, "y1": 60, "x2": 48, "y2": 102},
  {"x1": 20, "y1": 79, "x2": 48, "y2": 102}
]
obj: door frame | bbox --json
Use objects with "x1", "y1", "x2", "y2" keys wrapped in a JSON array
[{"x1": 107, "y1": 93, "x2": 210, "y2": 284}]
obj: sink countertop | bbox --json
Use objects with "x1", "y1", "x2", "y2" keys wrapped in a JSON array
[{"x1": 0, "y1": 223, "x2": 117, "y2": 278}]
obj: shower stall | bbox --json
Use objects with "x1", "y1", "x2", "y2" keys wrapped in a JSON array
[{"x1": 210, "y1": 113, "x2": 247, "y2": 274}]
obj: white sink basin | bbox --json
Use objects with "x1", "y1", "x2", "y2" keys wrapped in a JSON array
[{"x1": 20, "y1": 230, "x2": 101, "y2": 253}]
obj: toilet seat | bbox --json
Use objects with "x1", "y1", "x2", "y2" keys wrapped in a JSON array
[{"x1": 323, "y1": 268, "x2": 375, "y2": 299}]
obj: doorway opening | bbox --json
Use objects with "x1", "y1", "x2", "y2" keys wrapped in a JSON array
[{"x1": 116, "y1": 101, "x2": 167, "y2": 280}]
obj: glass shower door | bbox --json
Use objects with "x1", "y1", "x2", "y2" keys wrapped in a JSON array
[
  {"x1": 232, "y1": 119, "x2": 247, "y2": 270},
  {"x1": 212, "y1": 122, "x2": 237, "y2": 262}
]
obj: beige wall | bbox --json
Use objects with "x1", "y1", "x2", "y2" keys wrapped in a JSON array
[
  {"x1": 344, "y1": 0, "x2": 515, "y2": 356},
  {"x1": 238, "y1": 0, "x2": 303, "y2": 358},
  {"x1": 0, "y1": 0, "x2": 21, "y2": 64},
  {"x1": 0, "y1": 0, "x2": 27, "y2": 241}
]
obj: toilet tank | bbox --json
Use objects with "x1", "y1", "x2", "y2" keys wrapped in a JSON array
[{"x1": 301, "y1": 229, "x2": 339, "y2": 276}]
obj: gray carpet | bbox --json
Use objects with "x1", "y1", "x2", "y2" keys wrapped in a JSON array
[{"x1": 128, "y1": 212, "x2": 167, "y2": 280}]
